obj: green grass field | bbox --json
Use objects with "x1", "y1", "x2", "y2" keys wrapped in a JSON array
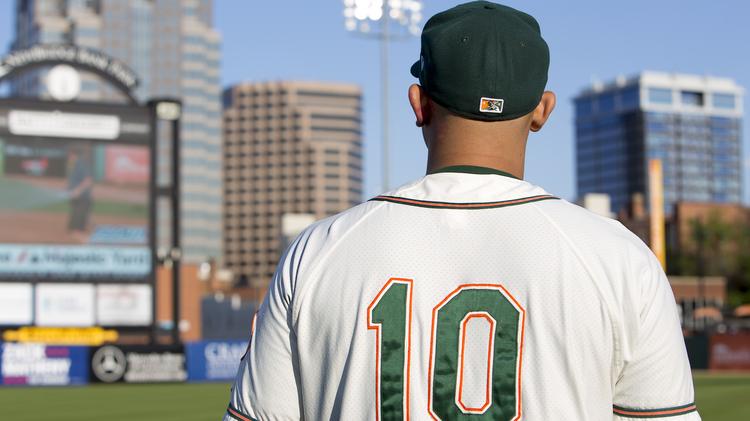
[
  {"x1": 0, "y1": 176, "x2": 146, "y2": 218},
  {"x1": 0, "y1": 373, "x2": 747, "y2": 420},
  {"x1": 692, "y1": 372, "x2": 750, "y2": 419},
  {"x1": 37, "y1": 199, "x2": 148, "y2": 218}
]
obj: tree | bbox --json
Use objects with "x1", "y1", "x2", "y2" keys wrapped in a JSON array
[
  {"x1": 667, "y1": 210, "x2": 750, "y2": 306},
  {"x1": 729, "y1": 222, "x2": 750, "y2": 307}
]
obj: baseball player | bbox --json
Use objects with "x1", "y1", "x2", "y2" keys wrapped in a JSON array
[{"x1": 224, "y1": 2, "x2": 699, "y2": 420}]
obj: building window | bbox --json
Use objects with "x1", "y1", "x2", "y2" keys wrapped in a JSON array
[
  {"x1": 598, "y1": 93, "x2": 615, "y2": 113},
  {"x1": 680, "y1": 91, "x2": 704, "y2": 107},
  {"x1": 574, "y1": 98, "x2": 593, "y2": 116},
  {"x1": 712, "y1": 93, "x2": 736, "y2": 109},
  {"x1": 620, "y1": 87, "x2": 640, "y2": 109},
  {"x1": 648, "y1": 88, "x2": 672, "y2": 104}
]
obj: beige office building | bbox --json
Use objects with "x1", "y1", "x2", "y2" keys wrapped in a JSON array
[{"x1": 223, "y1": 81, "x2": 363, "y2": 287}]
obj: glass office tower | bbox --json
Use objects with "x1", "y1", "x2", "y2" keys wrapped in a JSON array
[
  {"x1": 575, "y1": 72, "x2": 743, "y2": 215},
  {"x1": 9, "y1": 0, "x2": 223, "y2": 263}
]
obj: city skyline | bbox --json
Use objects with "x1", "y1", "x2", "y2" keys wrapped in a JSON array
[{"x1": 0, "y1": 0, "x2": 748, "y2": 204}]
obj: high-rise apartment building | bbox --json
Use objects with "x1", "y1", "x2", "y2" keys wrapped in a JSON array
[
  {"x1": 9, "y1": 0, "x2": 222, "y2": 263},
  {"x1": 223, "y1": 81, "x2": 363, "y2": 287},
  {"x1": 574, "y1": 72, "x2": 743, "y2": 215}
]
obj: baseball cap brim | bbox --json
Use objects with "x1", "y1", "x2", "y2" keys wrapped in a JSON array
[{"x1": 410, "y1": 60, "x2": 420, "y2": 78}]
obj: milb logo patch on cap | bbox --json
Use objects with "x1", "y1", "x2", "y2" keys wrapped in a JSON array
[{"x1": 479, "y1": 97, "x2": 504, "y2": 114}]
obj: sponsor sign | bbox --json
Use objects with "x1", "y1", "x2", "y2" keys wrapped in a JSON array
[
  {"x1": 185, "y1": 341, "x2": 247, "y2": 381},
  {"x1": 96, "y1": 284, "x2": 152, "y2": 326},
  {"x1": 0, "y1": 343, "x2": 88, "y2": 386},
  {"x1": 2, "y1": 327, "x2": 118, "y2": 346},
  {"x1": 104, "y1": 145, "x2": 149, "y2": 183},
  {"x1": 88, "y1": 226, "x2": 147, "y2": 246},
  {"x1": 0, "y1": 245, "x2": 151, "y2": 279},
  {"x1": 709, "y1": 334, "x2": 750, "y2": 370},
  {"x1": 90, "y1": 345, "x2": 186, "y2": 383},
  {"x1": 8, "y1": 110, "x2": 120, "y2": 140},
  {"x1": 0, "y1": 98, "x2": 149, "y2": 144},
  {"x1": 0, "y1": 283, "x2": 33, "y2": 325},
  {"x1": 35, "y1": 283, "x2": 95, "y2": 327}
]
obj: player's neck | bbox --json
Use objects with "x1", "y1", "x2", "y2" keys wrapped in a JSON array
[{"x1": 424, "y1": 128, "x2": 528, "y2": 179}]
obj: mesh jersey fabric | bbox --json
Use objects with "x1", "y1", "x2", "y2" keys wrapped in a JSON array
[{"x1": 224, "y1": 170, "x2": 699, "y2": 421}]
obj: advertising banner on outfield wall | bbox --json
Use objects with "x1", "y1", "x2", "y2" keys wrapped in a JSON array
[
  {"x1": 185, "y1": 341, "x2": 246, "y2": 381},
  {"x1": 35, "y1": 283, "x2": 96, "y2": 326},
  {"x1": 0, "y1": 283, "x2": 33, "y2": 325},
  {"x1": 96, "y1": 284, "x2": 152, "y2": 326},
  {"x1": 709, "y1": 334, "x2": 750, "y2": 370},
  {"x1": 0, "y1": 343, "x2": 88, "y2": 386},
  {"x1": 90, "y1": 345, "x2": 186, "y2": 383}
]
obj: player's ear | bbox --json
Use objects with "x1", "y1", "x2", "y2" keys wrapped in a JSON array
[
  {"x1": 408, "y1": 84, "x2": 431, "y2": 127},
  {"x1": 529, "y1": 91, "x2": 556, "y2": 132}
]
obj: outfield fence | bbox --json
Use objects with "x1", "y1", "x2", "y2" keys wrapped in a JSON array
[
  {"x1": 0, "y1": 340, "x2": 247, "y2": 386},
  {"x1": 1, "y1": 334, "x2": 749, "y2": 387}
]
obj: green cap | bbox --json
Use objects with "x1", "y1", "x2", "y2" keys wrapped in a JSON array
[{"x1": 410, "y1": 1, "x2": 550, "y2": 121}]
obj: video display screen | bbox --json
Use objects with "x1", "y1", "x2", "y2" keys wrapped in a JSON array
[{"x1": 0, "y1": 102, "x2": 152, "y2": 281}]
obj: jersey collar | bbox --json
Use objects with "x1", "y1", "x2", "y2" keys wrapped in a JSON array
[{"x1": 428, "y1": 165, "x2": 521, "y2": 180}]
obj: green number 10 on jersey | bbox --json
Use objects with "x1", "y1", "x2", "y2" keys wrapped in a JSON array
[{"x1": 368, "y1": 278, "x2": 525, "y2": 421}]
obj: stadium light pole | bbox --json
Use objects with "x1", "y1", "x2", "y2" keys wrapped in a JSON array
[{"x1": 343, "y1": 0, "x2": 423, "y2": 192}]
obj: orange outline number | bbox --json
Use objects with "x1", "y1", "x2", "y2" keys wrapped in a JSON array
[
  {"x1": 367, "y1": 281, "x2": 524, "y2": 420},
  {"x1": 456, "y1": 312, "x2": 497, "y2": 413},
  {"x1": 428, "y1": 284, "x2": 525, "y2": 420},
  {"x1": 367, "y1": 278, "x2": 413, "y2": 421}
]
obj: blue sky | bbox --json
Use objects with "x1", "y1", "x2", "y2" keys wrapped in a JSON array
[{"x1": 1, "y1": 0, "x2": 749, "y2": 203}]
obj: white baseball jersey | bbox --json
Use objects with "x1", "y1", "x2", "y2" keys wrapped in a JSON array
[{"x1": 224, "y1": 166, "x2": 699, "y2": 421}]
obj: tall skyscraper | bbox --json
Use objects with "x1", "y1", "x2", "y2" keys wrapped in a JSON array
[
  {"x1": 574, "y1": 72, "x2": 743, "y2": 215},
  {"x1": 223, "y1": 81, "x2": 363, "y2": 287},
  {"x1": 9, "y1": 0, "x2": 222, "y2": 263}
]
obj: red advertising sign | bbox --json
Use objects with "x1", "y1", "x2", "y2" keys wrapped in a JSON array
[
  {"x1": 104, "y1": 145, "x2": 148, "y2": 184},
  {"x1": 709, "y1": 334, "x2": 750, "y2": 370}
]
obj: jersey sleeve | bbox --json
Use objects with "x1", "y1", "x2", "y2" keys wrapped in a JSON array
[
  {"x1": 223, "y1": 235, "x2": 307, "y2": 421},
  {"x1": 612, "y1": 250, "x2": 700, "y2": 420}
]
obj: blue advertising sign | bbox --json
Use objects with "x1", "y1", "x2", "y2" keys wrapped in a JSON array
[
  {"x1": 0, "y1": 343, "x2": 88, "y2": 386},
  {"x1": 186, "y1": 340, "x2": 247, "y2": 382}
]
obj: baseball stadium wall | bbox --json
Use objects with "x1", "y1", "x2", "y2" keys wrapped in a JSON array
[
  {"x1": 2, "y1": 333, "x2": 750, "y2": 387},
  {"x1": 0, "y1": 340, "x2": 247, "y2": 386}
]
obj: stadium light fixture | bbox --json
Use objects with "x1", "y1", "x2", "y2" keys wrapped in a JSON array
[
  {"x1": 344, "y1": 0, "x2": 423, "y2": 36},
  {"x1": 343, "y1": 0, "x2": 423, "y2": 191}
]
